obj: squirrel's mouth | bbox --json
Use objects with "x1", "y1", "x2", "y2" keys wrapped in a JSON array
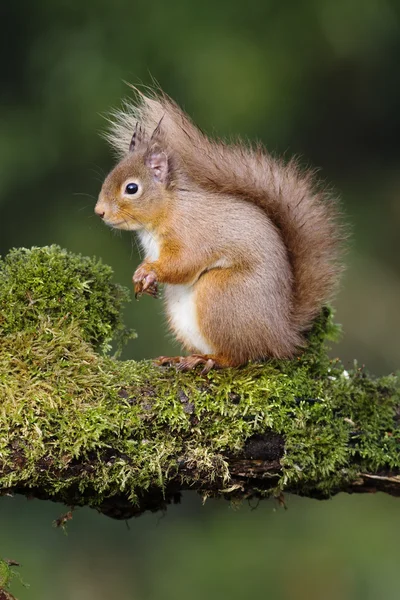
[
  {"x1": 105, "y1": 219, "x2": 125, "y2": 228},
  {"x1": 104, "y1": 219, "x2": 142, "y2": 231}
]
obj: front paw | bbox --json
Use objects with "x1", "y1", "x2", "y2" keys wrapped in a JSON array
[{"x1": 133, "y1": 264, "x2": 158, "y2": 299}]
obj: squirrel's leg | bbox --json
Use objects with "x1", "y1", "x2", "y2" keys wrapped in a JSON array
[
  {"x1": 133, "y1": 244, "x2": 215, "y2": 293},
  {"x1": 136, "y1": 248, "x2": 243, "y2": 373},
  {"x1": 194, "y1": 266, "x2": 263, "y2": 367}
]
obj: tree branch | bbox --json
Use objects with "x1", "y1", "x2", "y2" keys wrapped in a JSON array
[{"x1": 1, "y1": 246, "x2": 400, "y2": 519}]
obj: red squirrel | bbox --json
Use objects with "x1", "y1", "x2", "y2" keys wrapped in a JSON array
[{"x1": 95, "y1": 89, "x2": 344, "y2": 373}]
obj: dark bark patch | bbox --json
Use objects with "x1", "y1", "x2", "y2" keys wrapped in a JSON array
[{"x1": 242, "y1": 432, "x2": 285, "y2": 461}]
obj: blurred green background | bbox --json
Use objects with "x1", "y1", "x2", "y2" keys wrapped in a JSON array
[{"x1": 1, "y1": 0, "x2": 400, "y2": 598}]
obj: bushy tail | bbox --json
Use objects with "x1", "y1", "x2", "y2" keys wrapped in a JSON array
[{"x1": 107, "y1": 88, "x2": 345, "y2": 332}]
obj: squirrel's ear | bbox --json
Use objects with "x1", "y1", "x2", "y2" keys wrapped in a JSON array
[{"x1": 145, "y1": 147, "x2": 169, "y2": 184}]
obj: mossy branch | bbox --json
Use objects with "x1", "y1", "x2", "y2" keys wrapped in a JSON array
[{"x1": 1, "y1": 246, "x2": 400, "y2": 519}]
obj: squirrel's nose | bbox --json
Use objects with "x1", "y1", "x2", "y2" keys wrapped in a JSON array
[{"x1": 94, "y1": 203, "x2": 106, "y2": 219}]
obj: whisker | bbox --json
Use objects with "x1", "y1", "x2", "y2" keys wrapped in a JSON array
[
  {"x1": 121, "y1": 218, "x2": 139, "y2": 261},
  {"x1": 130, "y1": 231, "x2": 141, "y2": 260},
  {"x1": 73, "y1": 192, "x2": 97, "y2": 200},
  {"x1": 117, "y1": 207, "x2": 157, "y2": 247},
  {"x1": 116, "y1": 210, "x2": 144, "y2": 258},
  {"x1": 90, "y1": 164, "x2": 107, "y2": 178}
]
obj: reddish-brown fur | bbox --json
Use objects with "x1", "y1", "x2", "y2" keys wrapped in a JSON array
[{"x1": 96, "y1": 88, "x2": 345, "y2": 369}]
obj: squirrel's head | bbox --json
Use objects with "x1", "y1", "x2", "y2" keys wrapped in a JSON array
[{"x1": 95, "y1": 120, "x2": 173, "y2": 231}]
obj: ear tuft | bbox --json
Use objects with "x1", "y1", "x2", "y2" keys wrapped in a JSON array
[
  {"x1": 150, "y1": 115, "x2": 165, "y2": 143},
  {"x1": 129, "y1": 122, "x2": 145, "y2": 152},
  {"x1": 146, "y1": 146, "x2": 169, "y2": 183}
]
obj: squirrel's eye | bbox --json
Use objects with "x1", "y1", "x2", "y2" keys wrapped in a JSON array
[{"x1": 125, "y1": 183, "x2": 139, "y2": 194}]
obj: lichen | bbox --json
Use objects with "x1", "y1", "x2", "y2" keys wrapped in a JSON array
[{"x1": 0, "y1": 246, "x2": 399, "y2": 513}]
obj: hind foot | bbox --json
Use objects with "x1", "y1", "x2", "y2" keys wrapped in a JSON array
[{"x1": 155, "y1": 354, "x2": 223, "y2": 375}]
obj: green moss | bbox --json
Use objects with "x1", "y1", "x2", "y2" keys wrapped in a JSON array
[
  {"x1": 0, "y1": 246, "x2": 399, "y2": 512},
  {"x1": 0, "y1": 560, "x2": 12, "y2": 589},
  {"x1": 0, "y1": 245, "x2": 135, "y2": 353},
  {"x1": 0, "y1": 558, "x2": 24, "y2": 598}
]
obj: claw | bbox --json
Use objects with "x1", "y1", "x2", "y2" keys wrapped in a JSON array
[
  {"x1": 134, "y1": 281, "x2": 143, "y2": 299},
  {"x1": 176, "y1": 356, "x2": 207, "y2": 371},
  {"x1": 155, "y1": 356, "x2": 183, "y2": 366},
  {"x1": 201, "y1": 358, "x2": 216, "y2": 375},
  {"x1": 155, "y1": 354, "x2": 218, "y2": 374},
  {"x1": 133, "y1": 271, "x2": 158, "y2": 299},
  {"x1": 142, "y1": 272, "x2": 158, "y2": 294}
]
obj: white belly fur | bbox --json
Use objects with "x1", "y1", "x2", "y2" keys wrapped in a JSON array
[
  {"x1": 137, "y1": 230, "x2": 212, "y2": 354},
  {"x1": 164, "y1": 284, "x2": 214, "y2": 355},
  {"x1": 138, "y1": 230, "x2": 160, "y2": 261}
]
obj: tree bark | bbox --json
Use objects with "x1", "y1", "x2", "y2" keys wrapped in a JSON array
[
  {"x1": 10, "y1": 434, "x2": 400, "y2": 521},
  {"x1": 2, "y1": 359, "x2": 400, "y2": 520}
]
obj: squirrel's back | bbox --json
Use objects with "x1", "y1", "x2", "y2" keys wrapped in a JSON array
[{"x1": 107, "y1": 88, "x2": 345, "y2": 346}]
